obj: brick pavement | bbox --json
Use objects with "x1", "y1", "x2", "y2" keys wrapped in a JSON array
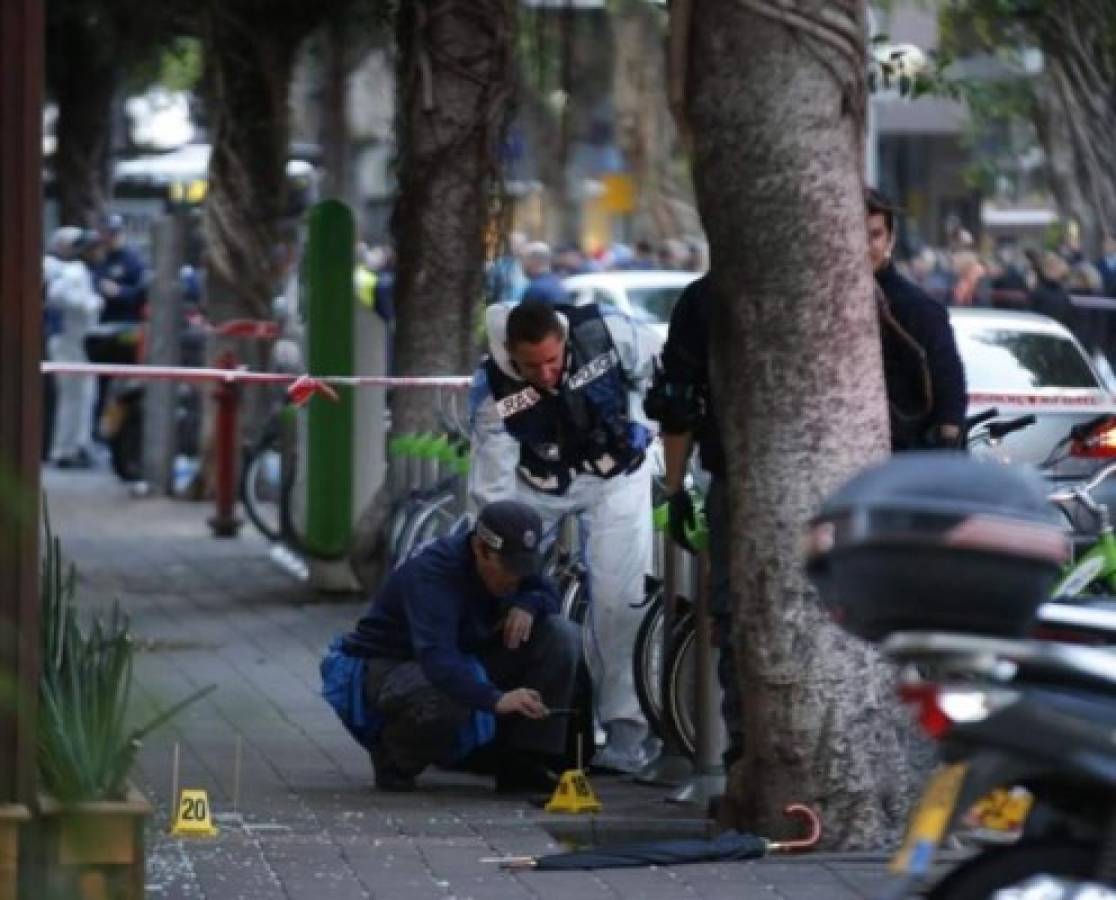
[{"x1": 42, "y1": 466, "x2": 925, "y2": 899}]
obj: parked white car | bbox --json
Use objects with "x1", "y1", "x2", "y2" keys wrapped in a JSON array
[
  {"x1": 952, "y1": 308, "x2": 1115, "y2": 464},
  {"x1": 563, "y1": 271, "x2": 700, "y2": 343}
]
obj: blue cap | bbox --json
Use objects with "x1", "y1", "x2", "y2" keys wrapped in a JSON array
[{"x1": 475, "y1": 500, "x2": 543, "y2": 577}]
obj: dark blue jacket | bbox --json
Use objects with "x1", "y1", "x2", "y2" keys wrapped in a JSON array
[
  {"x1": 342, "y1": 531, "x2": 558, "y2": 711},
  {"x1": 95, "y1": 245, "x2": 148, "y2": 323},
  {"x1": 876, "y1": 262, "x2": 968, "y2": 450}
]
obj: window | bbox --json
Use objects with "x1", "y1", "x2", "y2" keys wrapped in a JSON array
[
  {"x1": 957, "y1": 328, "x2": 1099, "y2": 391},
  {"x1": 591, "y1": 288, "x2": 618, "y2": 312},
  {"x1": 626, "y1": 286, "x2": 687, "y2": 325}
]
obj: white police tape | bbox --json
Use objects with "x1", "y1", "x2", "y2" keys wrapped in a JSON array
[{"x1": 40, "y1": 362, "x2": 471, "y2": 407}]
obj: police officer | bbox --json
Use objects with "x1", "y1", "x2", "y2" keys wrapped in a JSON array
[
  {"x1": 469, "y1": 299, "x2": 659, "y2": 773},
  {"x1": 644, "y1": 274, "x2": 742, "y2": 768},
  {"x1": 328, "y1": 501, "x2": 581, "y2": 793},
  {"x1": 866, "y1": 189, "x2": 968, "y2": 450}
]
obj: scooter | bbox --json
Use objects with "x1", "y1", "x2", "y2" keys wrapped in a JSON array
[
  {"x1": 884, "y1": 630, "x2": 1116, "y2": 898},
  {"x1": 806, "y1": 453, "x2": 1116, "y2": 898}
]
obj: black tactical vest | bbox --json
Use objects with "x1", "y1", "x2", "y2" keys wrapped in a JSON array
[{"x1": 484, "y1": 305, "x2": 639, "y2": 495}]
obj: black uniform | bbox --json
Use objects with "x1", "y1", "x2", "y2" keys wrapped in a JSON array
[
  {"x1": 659, "y1": 276, "x2": 724, "y2": 477},
  {"x1": 875, "y1": 262, "x2": 968, "y2": 451},
  {"x1": 654, "y1": 275, "x2": 741, "y2": 766}
]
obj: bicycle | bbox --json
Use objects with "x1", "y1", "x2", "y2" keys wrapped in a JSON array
[
  {"x1": 635, "y1": 408, "x2": 1046, "y2": 761},
  {"x1": 240, "y1": 396, "x2": 297, "y2": 543},
  {"x1": 1020, "y1": 412, "x2": 1116, "y2": 599}
]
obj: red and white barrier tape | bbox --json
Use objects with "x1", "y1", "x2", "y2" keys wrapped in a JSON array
[
  {"x1": 968, "y1": 391, "x2": 1106, "y2": 408},
  {"x1": 41, "y1": 362, "x2": 471, "y2": 407}
]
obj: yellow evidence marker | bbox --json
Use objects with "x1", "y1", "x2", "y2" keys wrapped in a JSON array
[
  {"x1": 171, "y1": 788, "x2": 219, "y2": 838},
  {"x1": 544, "y1": 769, "x2": 602, "y2": 814}
]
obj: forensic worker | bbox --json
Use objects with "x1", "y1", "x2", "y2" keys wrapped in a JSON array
[{"x1": 468, "y1": 298, "x2": 660, "y2": 774}]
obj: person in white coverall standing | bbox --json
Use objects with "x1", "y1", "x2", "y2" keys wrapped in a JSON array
[
  {"x1": 43, "y1": 227, "x2": 103, "y2": 468},
  {"x1": 468, "y1": 298, "x2": 659, "y2": 773}
]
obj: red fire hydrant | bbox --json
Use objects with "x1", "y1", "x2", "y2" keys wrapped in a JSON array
[{"x1": 208, "y1": 350, "x2": 242, "y2": 538}]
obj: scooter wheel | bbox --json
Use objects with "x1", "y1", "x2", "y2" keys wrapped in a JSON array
[{"x1": 927, "y1": 838, "x2": 1099, "y2": 900}]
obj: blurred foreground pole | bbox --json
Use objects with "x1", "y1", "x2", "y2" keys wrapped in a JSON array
[
  {"x1": 143, "y1": 214, "x2": 189, "y2": 494},
  {"x1": 208, "y1": 353, "x2": 242, "y2": 538},
  {"x1": 0, "y1": 0, "x2": 44, "y2": 885}
]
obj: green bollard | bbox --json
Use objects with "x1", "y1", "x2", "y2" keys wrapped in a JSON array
[{"x1": 304, "y1": 200, "x2": 354, "y2": 560}]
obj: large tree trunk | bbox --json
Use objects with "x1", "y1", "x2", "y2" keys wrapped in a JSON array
[
  {"x1": 51, "y1": 38, "x2": 116, "y2": 227},
  {"x1": 1028, "y1": 4, "x2": 1116, "y2": 257},
  {"x1": 195, "y1": 2, "x2": 331, "y2": 492},
  {"x1": 687, "y1": 0, "x2": 916, "y2": 849},
  {"x1": 349, "y1": 0, "x2": 514, "y2": 591},
  {"x1": 200, "y1": 6, "x2": 300, "y2": 326},
  {"x1": 390, "y1": 0, "x2": 515, "y2": 433},
  {"x1": 612, "y1": 0, "x2": 699, "y2": 242}
]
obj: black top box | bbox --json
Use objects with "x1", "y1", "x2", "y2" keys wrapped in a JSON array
[{"x1": 806, "y1": 454, "x2": 1069, "y2": 642}]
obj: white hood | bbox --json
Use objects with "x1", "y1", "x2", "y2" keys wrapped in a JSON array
[{"x1": 484, "y1": 303, "x2": 570, "y2": 381}]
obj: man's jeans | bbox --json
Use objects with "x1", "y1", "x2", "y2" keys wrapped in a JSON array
[{"x1": 365, "y1": 616, "x2": 581, "y2": 775}]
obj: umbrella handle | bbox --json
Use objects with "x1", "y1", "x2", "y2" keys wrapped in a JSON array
[
  {"x1": 483, "y1": 855, "x2": 539, "y2": 869},
  {"x1": 767, "y1": 804, "x2": 821, "y2": 853}
]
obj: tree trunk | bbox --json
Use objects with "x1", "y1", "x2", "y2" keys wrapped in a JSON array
[
  {"x1": 1028, "y1": 4, "x2": 1116, "y2": 257},
  {"x1": 612, "y1": 0, "x2": 699, "y2": 242},
  {"x1": 320, "y1": 15, "x2": 352, "y2": 204},
  {"x1": 52, "y1": 40, "x2": 116, "y2": 227},
  {"x1": 390, "y1": 0, "x2": 515, "y2": 433},
  {"x1": 195, "y1": 4, "x2": 308, "y2": 498},
  {"x1": 200, "y1": 7, "x2": 298, "y2": 326},
  {"x1": 687, "y1": 0, "x2": 916, "y2": 849},
  {"x1": 348, "y1": 0, "x2": 514, "y2": 591}
]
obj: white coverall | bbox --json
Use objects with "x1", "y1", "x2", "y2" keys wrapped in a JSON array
[
  {"x1": 469, "y1": 304, "x2": 659, "y2": 773},
  {"x1": 44, "y1": 251, "x2": 103, "y2": 462}
]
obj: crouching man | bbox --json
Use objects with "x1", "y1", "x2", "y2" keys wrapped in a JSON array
[{"x1": 322, "y1": 500, "x2": 581, "y2": 794}]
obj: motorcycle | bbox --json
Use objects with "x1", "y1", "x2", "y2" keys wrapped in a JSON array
[{"x1": 807, "y1": 453, "x2": 1116, "y2": 899}]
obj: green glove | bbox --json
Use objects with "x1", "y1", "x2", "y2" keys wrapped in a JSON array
[{"x1": 666, "y1": 490, "x2": 697, "y2": 554}]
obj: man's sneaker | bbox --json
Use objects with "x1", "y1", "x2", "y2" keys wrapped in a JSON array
[
  {"x1": 494, "y1": 759, "x2": 559, "y2": 795},
  {"x1": 372, "y1": 750, "x2": 417, "y2": 792}
]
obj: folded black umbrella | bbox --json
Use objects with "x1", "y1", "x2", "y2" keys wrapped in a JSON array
[
  {"x1": 485, "y1": 804, "x2": 821, "y2": 871},
  {"x1": 529, "y1": 830, "x2": 769, "y2": 870}
]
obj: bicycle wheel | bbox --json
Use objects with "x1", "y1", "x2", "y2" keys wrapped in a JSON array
[
  {"x1": 558, "y1": 576, "x2": 600, "y2": 763},
  {"x1": 240, "y1": 433, "x2": 283, "y2": 542},
  {"x1": 663, "y1": 613, "x2": 726, "y2": 761},
  {"x1": 413, "y1": 497, "x2": 463, "y2": 546},
  {"x1": 633, "y1": 591, "x2": 665, "y2": 739},
  {"x1": 396, "y1": 492, "x2": 457, "y2": 562},
  {"x1": 663, "y1": 612, "x2": 696, "y2": 758}
]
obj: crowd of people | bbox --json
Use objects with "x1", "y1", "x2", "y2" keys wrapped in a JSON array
[
  {"x1": 487, "y1": 232, "x2": 708, "y2": 306},
  {"x1": 898, "y1": 229, "x2": 1116, "y2": 355},
  {"x1": 41, "y1": 215, "x2": 149, "y2": 469}
]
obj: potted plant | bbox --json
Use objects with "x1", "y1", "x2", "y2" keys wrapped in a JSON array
[
  {"x1": 0, "y1": 803, "x2": 29, "y2": 900},
  {"x1": 32, "y1": 510, "x2": 212, "y2": 900}
]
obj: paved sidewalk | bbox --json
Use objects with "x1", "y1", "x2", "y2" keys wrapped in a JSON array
[{"x1": 43, "y1": 466, "x2": 921, "y2": 899}]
